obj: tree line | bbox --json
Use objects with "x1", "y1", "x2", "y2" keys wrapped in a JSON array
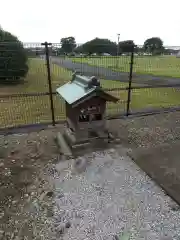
[
  {"x1": 59, "y1": 37, "x2": 176, "y2": 56},
  {"x1": 0, "y1": 24, "x2": 179, "y2": 85},
  {"x1": 25, "y1": 37, "x2": 178, "y2": 58}
]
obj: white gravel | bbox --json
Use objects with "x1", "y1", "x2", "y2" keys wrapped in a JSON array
[{"x1": 52, "y1": 145, "x2": 180, "y2": 240}]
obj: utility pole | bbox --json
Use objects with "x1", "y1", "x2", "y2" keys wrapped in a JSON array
[{"x1": 116, "y1": 33, "x2": 120, "y2": 68}]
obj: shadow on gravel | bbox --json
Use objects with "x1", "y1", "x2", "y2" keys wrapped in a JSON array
[
  {"x1": 108, "y1": 112, "x2": 180, "y2": 206},
  {"x1": 128, "y1": 142, "x2": 180, "y2": 205}
]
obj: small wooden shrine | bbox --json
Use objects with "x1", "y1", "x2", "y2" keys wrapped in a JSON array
[{"x1": 56, "y1": 72, "x2": 119, "y2": 154}]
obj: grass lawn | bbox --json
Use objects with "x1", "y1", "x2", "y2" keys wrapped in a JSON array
[
  {"x1": 0, "y1": 58, "x2": 180, "y2": 129},
  {"x1": 0, "y1": 59, "x2": 71, "y2": 128},
  {"x1": 103, "y1": 81, "x2": 180, "y2": 116},
  {"x1": 71, "y1": 56, "x2": 180, "y2": 78}
]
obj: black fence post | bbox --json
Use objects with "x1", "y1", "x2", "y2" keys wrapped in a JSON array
[
  {"x1": 41, "y1": 41, "x2": 55, "y2": 126},
  {"x1": 126, "y1": 45, "x2": 134, "y2": 116}
]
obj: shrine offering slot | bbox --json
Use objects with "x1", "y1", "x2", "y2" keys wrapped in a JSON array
[{"x1": 79, "y1": 114, "x2": 90, "y2": 122}]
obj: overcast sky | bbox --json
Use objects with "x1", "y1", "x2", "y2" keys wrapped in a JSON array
[{"x1": 0, "y1": 0, "x2": 180, "y2": 46}]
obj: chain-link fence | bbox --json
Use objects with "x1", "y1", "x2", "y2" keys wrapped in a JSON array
[{"x1": 0, "y1": 41, "x2": 180, "y2": 132}]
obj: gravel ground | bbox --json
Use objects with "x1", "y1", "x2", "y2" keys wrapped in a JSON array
[
  {"x1": 1, "y1": 112, "x2": 180, "y2": 239},
  {"x1": 108, "y1": 111, "x2": 180, "y2": 149},
  {"x1": 49, "y1": 146, "x2": 180, "y2": 240}
]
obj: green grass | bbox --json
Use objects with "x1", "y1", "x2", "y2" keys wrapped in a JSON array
[
  {"x1": 102, "y1": 81, "x2": 180, "y2": 115},
  {"x1": 0, "y1": 58, "x2": 180, "y2": 129},
  {"x1": 71, "y1": 56, "x2": 180, "y2": 78},
  {"x1": 0, "y1": 59, "x2": 71, "y2": 128}
]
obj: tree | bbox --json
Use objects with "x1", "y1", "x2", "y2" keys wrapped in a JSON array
[
  {"x1": 143, "y1": 37, "x2": 164, "y2": 55},
  {"x1": 0, "y1": 28, "x2": 28, "y2": 83},
  {"x1": 118, "y1": 40, "x2": 135, "y2": 54},
  {"x1": 75, "y1": 38, "x2": 117, "y2": 55},
  {"x1": 60, "y1": 37, "x2": 76, "y2": 54},
  {"x1": 134, "y1": 46, "x2": 143, "y2": 54}
]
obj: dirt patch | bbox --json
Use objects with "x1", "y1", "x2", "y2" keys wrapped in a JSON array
[
  {"x1": 108, "y1": 111, "x2": 180, "y2": 204},
  {"x1": 0, "y1": 128, "x2": 61, "y2": 239}
]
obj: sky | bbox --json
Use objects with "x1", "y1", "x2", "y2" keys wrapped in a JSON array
[{"x1": 0, "y1": 0, "x2": 180, "y2": 46}]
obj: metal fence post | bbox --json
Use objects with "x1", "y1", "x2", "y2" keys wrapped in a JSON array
[
  {"x1": 41, "y1": 41, "x2": 56, "y2": 126},
  {"x1": 126, "y1": 45, "x2": 134, "y2": 116}
]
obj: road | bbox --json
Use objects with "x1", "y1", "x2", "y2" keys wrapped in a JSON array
[{"x1": 50, "y1": 57, "x2": 180, "y2": 86}]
